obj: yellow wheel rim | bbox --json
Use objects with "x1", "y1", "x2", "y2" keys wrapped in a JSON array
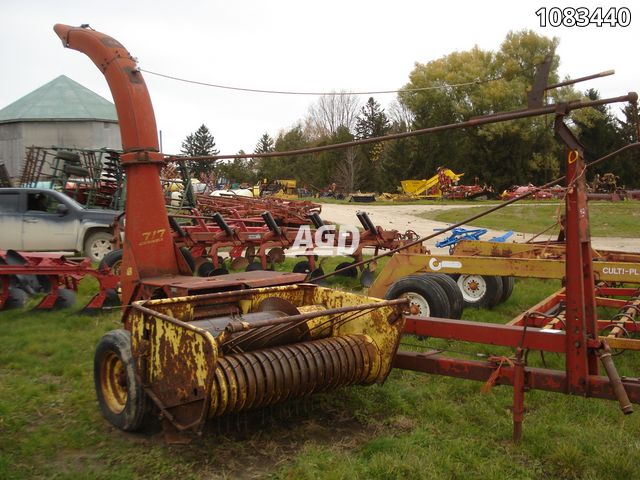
[{"x1": 101, "y1": 351, "x2": 128, "y2": 414}]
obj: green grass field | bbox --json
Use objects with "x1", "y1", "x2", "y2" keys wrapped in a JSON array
[
  {"x1": 419, "y1": 201, "x2": 640, "y2": 237},
  {"x1": 2, "y1": 271, "x2": 640, "y2": 479}
]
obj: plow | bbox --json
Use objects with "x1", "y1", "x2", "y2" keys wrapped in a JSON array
[{"x1": 45, "y1": 22, "x2": 640, "y2": 445}]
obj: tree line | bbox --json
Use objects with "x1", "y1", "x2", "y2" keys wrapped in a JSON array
[{"x1": 180, "y1": 30, "x2": 639, "y2": 194}]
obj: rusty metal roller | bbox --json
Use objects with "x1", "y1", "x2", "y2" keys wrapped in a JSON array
[{"x1": 209, "y1": 334, "x2": 381, "y2": 416}]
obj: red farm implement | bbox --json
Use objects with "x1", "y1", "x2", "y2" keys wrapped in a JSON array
[{"x1": 0, "y1": 250, "x2": 119, "y2": 312}]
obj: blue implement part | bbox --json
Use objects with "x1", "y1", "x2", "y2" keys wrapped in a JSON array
[
  {"x1": 489, "y1": 231, "x2": 514, "y2": 243},
  {"x1": 435, "y1": 227, "x2": 487, "y2": 248}
]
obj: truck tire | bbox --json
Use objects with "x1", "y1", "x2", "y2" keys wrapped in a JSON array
[
  {"x1": 84, "y1": 231, "x2": 114, "y2": 262},
  {"x1": 385, "y1": 275, "x2": 450, "y2": 318},
  {"x1": 456, "y1": 274, "x2": 503, "y2": 309},
  {"x1": 500, "y1": 276, "x2": 515, "y2": 304},
  {"x1": 94, "y1": 329, "x2": 148, "y2": 431},
  {"x1": 422, "y1": 273, "x2": 464, "y2": 319}
]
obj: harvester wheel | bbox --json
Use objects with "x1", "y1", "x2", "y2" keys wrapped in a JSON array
[
  {"x1": 84, "y1": 231, "x2": 114, "y2": 262},
  {"x1": 385, "y1": 275, "x2": 450, "y2": 318},
  {"x1": 500, "y1": 276, "x2": 515, "y2": 304},
  {"x1": 94, "y1": 329, "x2": 148, "y2": 431},
  {"x1": 456, "y1": 275, "x2": 503, "y2": 309},
  {"x1": 422, "y1": 273, "x2": 464, "y2": 319},
  {"x1": 5, "y1": 287, "x2": 28, "y2": 309},
  {"x1": 334, "y1": 261, "x2": 358, "y2": 278}
]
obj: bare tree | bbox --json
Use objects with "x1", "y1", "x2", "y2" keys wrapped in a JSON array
[
  {"x1": 388, "y1": 99, "x2": 415, "y2": 132},
  {"x1": 334, "y1": 147, "x2": 361, "y2": 192},
  {"x1": 306, "y1": 91, "x2": 361, "y2": 138}
]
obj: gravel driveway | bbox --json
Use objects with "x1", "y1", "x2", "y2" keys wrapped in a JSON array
[{"x1": 320, "y1": 203, "x2": 640, "y2": 253}]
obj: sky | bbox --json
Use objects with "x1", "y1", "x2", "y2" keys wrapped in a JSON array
[{"x1": 0, "y1": 1, "x2": 637, "y2": 156}]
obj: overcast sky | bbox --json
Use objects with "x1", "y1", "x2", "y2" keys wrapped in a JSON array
[{"x1": 1, "y1": 1, "x2": 637, "y2": 156}]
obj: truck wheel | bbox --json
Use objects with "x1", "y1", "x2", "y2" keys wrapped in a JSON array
[
  {"x1": 422, "y1": 273, "x2": 464, "y2": 319},
  {"x1": 456, "y1": 275, "x2": 503, "y2": 309},
  {"x1": 94, "y1": 329, "x2": 148, "y2": 431},
  {"x1": 84, "y1": 231, "x2": 114, "y2": 262},
  {"x1": 385, "y1": 275, "x2": 450, "y2": 318}
]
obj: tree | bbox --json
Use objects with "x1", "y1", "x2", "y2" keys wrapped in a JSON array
[
  {"x1": 254, "y1": 132, "x2": 275, "y2": 155},
  {"x1": 397, "y1": 30, "x2": 571, "y2": 190},
  {"x1": 355, "y1": 97, "x2": 391, "y2": 191},
  {"x1": 306, "y1": 91, "x2": 361, "y2": 138},
  {"x1": 180, "y1": 124, "x2": 219, "y2": 178},
  {"x1": 217, "y1": 150, "x2": 258, "y2": 186}
]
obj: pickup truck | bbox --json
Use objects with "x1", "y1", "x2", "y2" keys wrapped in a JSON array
[{"x1": 0, "y1": 188, "x2": 120, "y2": 261}]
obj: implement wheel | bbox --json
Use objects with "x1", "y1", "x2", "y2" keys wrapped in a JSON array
[
  {"x1": 94, "y1": 329, "x2": 147, "y2": 431},
  {"x1": 385, "y1": 275, "x2": 450, "y2": 318},
  {"x1": 456, "y1": 274, "x2": 503, "y2": 309}
]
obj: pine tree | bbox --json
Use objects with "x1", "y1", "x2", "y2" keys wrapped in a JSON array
[{"x1": 180, "y1": 124, "x2": 220, "y2": 178}]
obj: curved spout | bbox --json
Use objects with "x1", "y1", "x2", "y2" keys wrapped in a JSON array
[
  {"x1": 54, "y1": 24, "x2": 181, "y2": 308},
  {"x1": 53, "y1": 24, "x2": 159, "y2": 152}
]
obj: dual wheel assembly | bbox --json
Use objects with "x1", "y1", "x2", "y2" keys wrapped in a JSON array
[{"x1": 385, "y1": 273, "x2": 515, "y2": 319}]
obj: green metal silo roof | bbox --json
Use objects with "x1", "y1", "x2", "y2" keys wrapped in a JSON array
[{"x1": 0, "y1": 75, "x2": 118, "y2": 124}]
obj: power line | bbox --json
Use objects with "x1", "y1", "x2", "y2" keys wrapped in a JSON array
[{"x1": 139, "y1": 67, "x2": 500, "y2": 96}]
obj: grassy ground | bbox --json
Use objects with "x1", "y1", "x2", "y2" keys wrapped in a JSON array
[
  {"x1": 2, "y1": 267, "x2": 640, "y2": 478},
  {"x1": 419, "y1": 201, "x2": 640, "y2": 237}
]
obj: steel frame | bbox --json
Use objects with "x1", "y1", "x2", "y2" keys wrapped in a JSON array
[{"x1": 395, "y1": 115, "x2": 639, "y2": 442}]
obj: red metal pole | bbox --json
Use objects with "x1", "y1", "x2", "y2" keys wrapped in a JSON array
[{"x1": 556, "y1": 118, "x2": 600, "y2": 394}]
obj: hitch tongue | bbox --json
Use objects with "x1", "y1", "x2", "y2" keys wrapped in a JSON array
[{"x1": 598, "y1": 343, "x2": 633, "y2": 415}]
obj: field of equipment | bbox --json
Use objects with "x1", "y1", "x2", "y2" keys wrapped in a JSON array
[{"x1": 51, "y1": 22, "x2": 640, "y2": 445}]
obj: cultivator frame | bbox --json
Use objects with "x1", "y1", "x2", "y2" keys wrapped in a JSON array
[
  {"x1": 394, "y1": 114, "x2": 640, "y2": 441},
  {"x1": 21, "y1": 146, "x2": 124, "y2": 209}
]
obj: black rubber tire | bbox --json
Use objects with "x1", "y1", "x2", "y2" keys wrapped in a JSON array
[
  {"x1": 334, "y1": 261, "x2": 358, "y2": 278},
  {"x1": 292, "y1": 261, "x2": 311, "y2": 274},
  {"x1": 99, "y1": 249, "x2": 123, "y2": 274},
  {"x1": 500, "y1": 276, "x2": 515, "y2": 304},
  {"x1": 422, "y1": 273, "x2": 464, "y2": 319},
  {"x1": 385, "y1": 274, "x2": 451, "y2": 318},
  {"x1": 456, "y1": 274, "x2": 504, "y2": 309},
  {"x1": 196, "y1": 261, "x2": 215, "y2": 277},
  {"x1": 245, "y1": 262, "x2": 263, "y2": 272},
  {"x1": 5, "y1": 287, "x2": 28, "y2": 309},
  {"x1": 53, "y1": 288, "x2": 76, "y2": 309},
  {"x1": 94, "y1": 329, "x2": 148, "y2": 431},
  {"x1": 83, "y1": 231, "x2": 114, "y2": 262},
  {"x1": 211, "y1": 267, "x2": 229, "y2": 276}
]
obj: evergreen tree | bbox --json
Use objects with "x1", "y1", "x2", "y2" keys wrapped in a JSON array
[
  {"x1": 180, "y1": 124, "x2": 220, "y2": 178},
  {"x1": 355, "y1": 97, "x2": 390, "y2": 191},
  {"x1": 255, "y1": 132, "x2": 275, "y2": 154}
]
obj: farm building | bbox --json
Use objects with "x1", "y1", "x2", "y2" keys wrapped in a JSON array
[{"x1": 0, "y1": 75, "x2": 121, "y2": 179}]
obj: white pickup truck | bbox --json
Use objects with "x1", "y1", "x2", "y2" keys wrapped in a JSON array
[{"x1": 0, "y1": 188, "x2": 120, "y2": 261}]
